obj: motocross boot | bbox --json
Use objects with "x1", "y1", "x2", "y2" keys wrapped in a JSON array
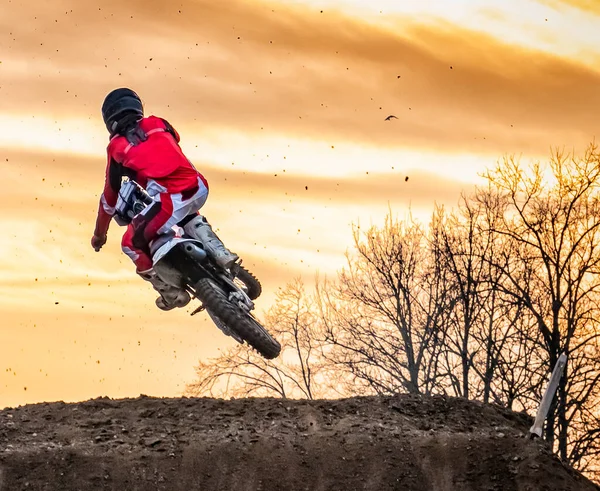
[
  {"x1": 138, "y1": 269, "x2": 191, "y2": 311},
  {"x1": 183, "y1": 215, "x2": 239, "y2": 269}
]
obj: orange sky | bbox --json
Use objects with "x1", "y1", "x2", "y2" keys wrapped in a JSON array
[{"x1": 1, "y1": 0, "x2": 599, "y2": 408}]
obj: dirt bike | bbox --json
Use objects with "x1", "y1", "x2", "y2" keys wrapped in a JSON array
[{"x1": 113, "y1": 178, "x2": 281, "y2": 360}]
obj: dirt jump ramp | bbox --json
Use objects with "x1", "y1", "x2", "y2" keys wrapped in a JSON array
[{"x1": 0, "y1": 394, "x2": 597, "y2": 491}]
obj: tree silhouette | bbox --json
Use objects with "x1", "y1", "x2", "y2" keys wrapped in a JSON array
[
  {"x1": 186, "y1": 278, "x2": 333, "y2": 399},
  {"x1": 480, "y1": 144, "x2": 600, "y2": 467},
  {"x1": 317, "y1": 213, "x2": 453, "y2": 395}
]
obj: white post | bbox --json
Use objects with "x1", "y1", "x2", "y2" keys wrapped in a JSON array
[{"x1": 529, "y1": 352, "x2": 568, "y2": 439}]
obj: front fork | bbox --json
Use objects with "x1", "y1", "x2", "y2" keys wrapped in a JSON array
[{"x1": 189, "y1": 273, "x2": 254, "y2": 317}]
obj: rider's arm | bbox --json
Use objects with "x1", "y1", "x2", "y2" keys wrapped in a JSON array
[{"x1": 93, "y1": 155, "x2": 122, "y2": 238}]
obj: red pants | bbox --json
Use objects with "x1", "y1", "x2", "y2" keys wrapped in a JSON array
[{"x1": 121, "y1": 176, "x2": 209, "y2": 272}]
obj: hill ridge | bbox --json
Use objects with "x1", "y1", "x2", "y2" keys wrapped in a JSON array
[{"x1": 0, "y1": 394, "x2": 597, "y2": 490}]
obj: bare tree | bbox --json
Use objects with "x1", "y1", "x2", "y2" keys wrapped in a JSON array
[
  {"x1": 185, "y1": 345, "x2": 290, "y2": 398},
  {"x1": 185, "y1": 278, "x2": 331, "y2": 399},
  {"x1": 563, "y1": 331, "x2": 600, "y2": 478},
  {"x1": 317, "y1": 212, "x2": 454, "y2": 396},
  {"x1": 479, "y1": 143, "x2": 600, "y2": 467},
  {"x1": 434, "y1": 189, "x2": 548, "y2": 408},
  {"x1": 433, "y1": 197, "x2": 493, "y2": 400}
]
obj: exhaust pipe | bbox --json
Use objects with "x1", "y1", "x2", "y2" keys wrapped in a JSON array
[{"x1": 183, "y1": 242, "x2": 207, "y2": 263}]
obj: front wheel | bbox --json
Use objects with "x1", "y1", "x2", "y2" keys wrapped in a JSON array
[{"x1": 194, "y1": 278, "x2": 281, "y2": 359}]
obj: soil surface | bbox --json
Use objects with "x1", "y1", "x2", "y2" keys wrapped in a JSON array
[{"x1": 0, "y1": 394, "x2": 597, "y2": 491}]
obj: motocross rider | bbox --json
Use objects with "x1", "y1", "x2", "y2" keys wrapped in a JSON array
[{"x1": 91, "y1": 87, "x2": 238, "y2": 311}]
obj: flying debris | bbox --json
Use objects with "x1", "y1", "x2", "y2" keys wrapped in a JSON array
[{"x1": 385, "y1": 115, "x2": 397, "y2": 121}]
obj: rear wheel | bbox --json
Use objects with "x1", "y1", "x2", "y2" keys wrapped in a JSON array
[
  {"x1": 234, "y1": 265, "x2": 262, "y2": 300},
  {"x1": 194, "y1": 278, "x2": 280, "y2": 359}
]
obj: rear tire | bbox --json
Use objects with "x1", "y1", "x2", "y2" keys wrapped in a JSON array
[
  {"x1": 195, "y1": 278, "x2": 281, "y2": 359},
  {"x1": 235, "y1": 265, "x2": 262, "y2": 300}
]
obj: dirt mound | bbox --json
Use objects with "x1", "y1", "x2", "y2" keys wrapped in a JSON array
[{"x1": 0, "y1": 394, "x2": 596, "y2": 491}]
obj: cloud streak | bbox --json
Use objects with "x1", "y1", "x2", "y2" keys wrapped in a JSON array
[
  {"x1": 2, "y1": 0, "x2": 599, "y2": 158},
  {"x1": 2, "y1": 147, "x2": 469, "y2": 276}
]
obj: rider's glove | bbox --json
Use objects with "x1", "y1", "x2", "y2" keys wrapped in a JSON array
[{"x1": 91, "y1": 234, "x2": 107, "y2": 252}]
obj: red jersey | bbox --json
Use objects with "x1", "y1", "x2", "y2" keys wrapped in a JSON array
[{"x1": 94, "y1": 116, "x2": 207, "y2": 237}]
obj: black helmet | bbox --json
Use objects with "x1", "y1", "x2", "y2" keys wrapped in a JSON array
[{"x1": 101, "y1": 88, "x2": 144, "y2": 134}]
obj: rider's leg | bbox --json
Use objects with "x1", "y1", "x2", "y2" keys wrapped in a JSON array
[
  {"x1": 182, "y1": 214, "x2": 239, "y2": 269},
  {"x1": 121, "y1": 206, "x2": 191, "y2": 311}
]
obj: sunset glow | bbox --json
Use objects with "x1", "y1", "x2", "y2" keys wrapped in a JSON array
[{"x1": 1, "y1": 0, "x2": 599, "y2": 408}]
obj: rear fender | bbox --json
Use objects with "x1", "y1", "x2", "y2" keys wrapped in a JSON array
[{"x1": 152, "y1": 237, "x2": 206, "y2": 264}]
